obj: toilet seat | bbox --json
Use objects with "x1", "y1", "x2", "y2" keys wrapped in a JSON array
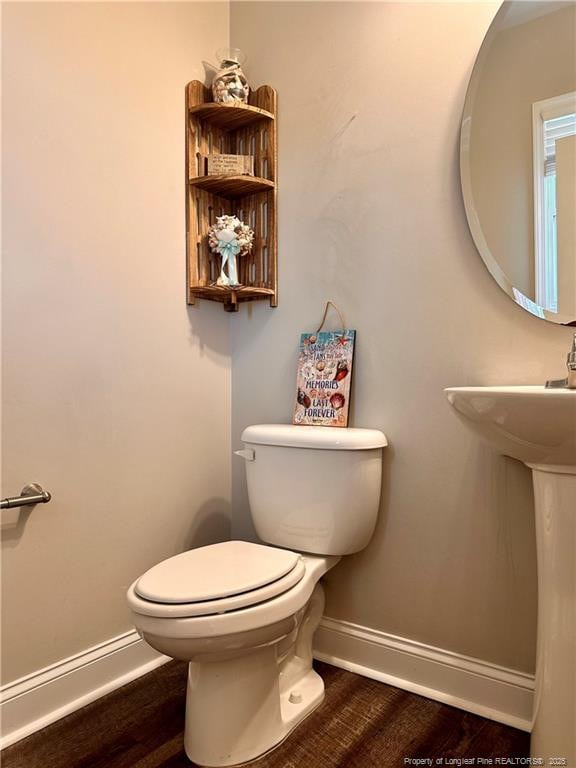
[
  {"x1": 131, "y1": 541, "x2": 306, "y2": 618},
  {"x1": 128, "y1": 552, "x2": 339, "y2": 639}
]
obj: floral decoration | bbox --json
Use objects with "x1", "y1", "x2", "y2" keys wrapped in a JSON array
[{"x1": 208, "y1": 215, "x2": 254, "y2": 287}]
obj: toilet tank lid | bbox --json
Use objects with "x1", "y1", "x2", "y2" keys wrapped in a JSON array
[{"x1": 241, "y1": 424, "x2": 387, "y2": 450}]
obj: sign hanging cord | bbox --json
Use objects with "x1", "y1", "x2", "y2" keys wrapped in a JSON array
[{"x1": 316, "y1": 301, "x2": 346, "y2": 333}]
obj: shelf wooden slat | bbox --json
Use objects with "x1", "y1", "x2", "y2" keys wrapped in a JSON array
[
  {"x1": 189, "y1": 284, "x2": 275, "y2": 312},
  {"x1": 189, "y1": 175, "x2": 275, "y2": 197},
  {"x1": 190, "y1": 285, "x2": 275, "y2": 299},
  {"x1": 189, "y1": 102, "x2": 274, "y2": 130}
]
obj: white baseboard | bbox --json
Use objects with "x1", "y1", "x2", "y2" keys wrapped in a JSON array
[
  {"x1": 313, "y1": 617, "x2": 534, "y2": 732},
  {"x1": 0, "y1": 617, "x2": 535, "y2": 750},
  {"x1": 0, "y1": 630, "x2": 169, "y2": 749}
]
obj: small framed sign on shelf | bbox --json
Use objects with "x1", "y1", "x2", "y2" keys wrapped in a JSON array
[
  {"x1": 292, "y1": 329, "x2": 356, "y2": 427},
  {"x1": 207, "y1": 154, "x2": 254, "y2": 176}
]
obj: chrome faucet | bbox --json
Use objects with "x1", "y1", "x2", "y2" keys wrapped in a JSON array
[{"x1": 545, "y1": 334, "x2": 576, "y2": 389}]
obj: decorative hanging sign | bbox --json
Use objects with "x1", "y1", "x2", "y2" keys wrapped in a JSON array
[{"x1": 292, "y1": 302, "x2": 355, "y2": 428}]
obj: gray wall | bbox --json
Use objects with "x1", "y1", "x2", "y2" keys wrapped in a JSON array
[
  {"x1": 3, "y1": 0, "x2": 573, "y2": 687},
  {"x1": 1, "y1": 2, "x2": 231, "y2": 684},
  {"x1": 230, "y1": 1, "x2": 574, "y2": 673}
]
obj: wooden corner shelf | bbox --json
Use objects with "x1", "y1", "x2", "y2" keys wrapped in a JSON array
[
  {"x1": 189, "y1": 175, "x2": 274, "y2": 197},
  {"x1": 185, "y1": 81, "x2": 278, "y2": 312},
  {"x1": 189, "y1": 285, "x2": 275, "y2": 312},
  {"x1": 189, "y1": 102, "x2": 274, "y2": 129}
]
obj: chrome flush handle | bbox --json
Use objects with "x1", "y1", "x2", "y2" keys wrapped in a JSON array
[{"x1": 234, "y1": 449, "x2": 255, "y2": 461}]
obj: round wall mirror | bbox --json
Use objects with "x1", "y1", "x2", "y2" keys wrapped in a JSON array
[{"x1": 461, "y1": 1, "x2": 576, "y2": 325}]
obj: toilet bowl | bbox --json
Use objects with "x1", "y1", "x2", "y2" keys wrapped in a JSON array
[
  {"x1": 128, "y1": 542, "x2": 339, "y2": 766},
  {"x1": 128, "y1": 425, "x2": 387, "y2": 766}
]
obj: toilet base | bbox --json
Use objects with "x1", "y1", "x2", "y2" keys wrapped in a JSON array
[
  {"x1": 184, "y1": 585, "x2": 325, "y2": 767},
  {"x1": 255, "y1": 664, "x2": 325, "y2": 765},
  {"x1": 185, "y1": 654, "x2": 325, "y2": 767}
]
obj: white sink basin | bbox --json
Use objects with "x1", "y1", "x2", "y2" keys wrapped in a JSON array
[
  {"x1": 445, "y1": 385, "x2": 576, "y2": 763},
  {"x1": 445, "y1": 386, "x2": 576, "y2": 468}
]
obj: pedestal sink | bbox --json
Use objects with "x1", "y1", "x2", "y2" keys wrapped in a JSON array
[{"x1": 445, "y1": 387, "x2": 575, "y2": 765}]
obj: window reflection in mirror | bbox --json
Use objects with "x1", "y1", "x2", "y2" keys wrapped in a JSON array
[{"x1": 533, "y1": 94, "x2": 576, "y2": 313}]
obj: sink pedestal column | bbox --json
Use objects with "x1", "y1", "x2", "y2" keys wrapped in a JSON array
[
  {"x1": 445, "y1": 387, "x2": 576, "y2": 762},
  {"x1": 530, "y1": 466, "x2": 576, "y2": 766}
]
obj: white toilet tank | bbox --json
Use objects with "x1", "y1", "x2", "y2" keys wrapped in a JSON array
[{"x1": 240, "y1": 425, "x2": 387, "y2": 555}]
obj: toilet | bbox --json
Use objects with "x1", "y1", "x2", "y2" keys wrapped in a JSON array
[{"x1": 127, "y1": 424, "x2": 387, "y2": 767}]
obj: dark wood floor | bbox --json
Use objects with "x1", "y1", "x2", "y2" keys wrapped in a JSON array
[{"x1": 1, "y1": 661, "x2": 529, "y2": 768}]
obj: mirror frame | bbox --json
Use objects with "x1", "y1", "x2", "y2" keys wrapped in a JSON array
[{"x1": 460, "y1": 1, "x2": 576, "y2": 327}]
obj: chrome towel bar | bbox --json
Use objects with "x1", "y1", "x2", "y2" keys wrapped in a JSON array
[{"x1": 0, "y1": 483, "x2": 51, "y2": 510}]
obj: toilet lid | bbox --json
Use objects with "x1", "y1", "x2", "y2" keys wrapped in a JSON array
[{"x1": 134, "y1": 541, "x2": 301, "y2": 605}]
